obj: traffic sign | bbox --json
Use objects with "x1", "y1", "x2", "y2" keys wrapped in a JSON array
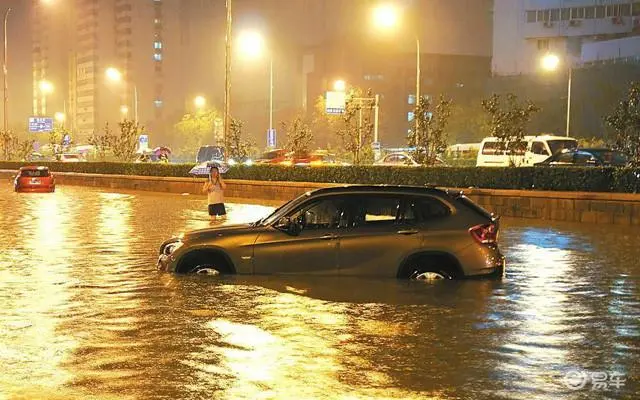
[
  {"x1": 28, "y1": 117, "x2": 54, "y2": 133},
  {"x1": 138, "y1": 135, "x2": 149, "y2": 151},
  {"x1": 325, "y1": 91, "x2": 346, "y2": 115},
  {"x1": 267, "y1": 128, "x2": 277, "y2": 148}
]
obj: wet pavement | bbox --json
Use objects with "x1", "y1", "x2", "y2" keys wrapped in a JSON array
[{"x1": 0, "y1": 184, "x2": 638, "y2": 399}]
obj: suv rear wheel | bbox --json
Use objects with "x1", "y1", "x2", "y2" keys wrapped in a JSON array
[{"x1": 399, "y1": 254, "x2": 461, "y2": 281}]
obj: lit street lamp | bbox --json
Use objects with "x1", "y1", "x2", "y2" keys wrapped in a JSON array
[
  {"x1": 541, "y1": 53, "x2": 572, "y2": 137},
  {"x1": 333, "y1": 80, "x2": 346, "y2": 92},
  {"x1": 120, "y1": 105, "x2": 129, "y2": 119},
  {"x1": 54, "y1": 111, "x2": 65, "y2": 127},
  {"x1": 371, "y1": 4, "x2": 420, "y2": 145},
  {"x1": 194, "y1": 95, "x2": 206, "y2": 110},
  {"x1": 3, "y1": 7, "x2": 11, "y2": 132},
  {"x1": 105, "y1": 67, "x2": 139, "y2": 122},
  {"x1": 238, "y1": 30, "x2": 275, "y2": 147}
]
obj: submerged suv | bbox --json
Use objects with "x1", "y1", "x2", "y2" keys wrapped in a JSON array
[{"x1": 158, "y1": 185, "x2": 505, "y2": 280}]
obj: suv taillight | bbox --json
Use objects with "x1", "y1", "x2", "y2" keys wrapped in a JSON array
[{"x1": 469, "y1": 223, "x2": 498, "y2": 246}]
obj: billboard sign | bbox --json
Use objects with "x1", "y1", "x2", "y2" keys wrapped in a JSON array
[
  {"x1": 325, "y1": 91, "x2": 346, "y2": 115},
  {"x1": 28, "y1": 117, "x2": 54, "y2": 133},
  {"x1": 267, "y1": 128, "x2": 277, "y2": 148}
]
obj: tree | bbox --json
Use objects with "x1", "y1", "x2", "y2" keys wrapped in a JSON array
[
  {"x1": 281, "y1": 115, "x2": 314, "y2": 158},
  {"x1": 408, "y1": 95, "x2": 453, "y2": 166},
  {"x1": 174, "y1": 108, "x2": 221, "y2": 157},
  {"x1": 111, "y1": 119, "x2": 142, "y2": 162},
  {"x1": 447, "y1": 102, "x2": 492, "y2": 143},
  {"x1": 605, "y1": 81, "x2": 640, "y2": 165},
  {"x1": 88, "y1": 123, "x2": 116, "y2": 161},
  {"x1": 0, "y1": 129, "x2": 33, "y2": 161},
  {"x1": 225, "y1": 118, "x2": 254, "y2": 160},
  {"x1": 312, "y1": 95, "x2": 342, "y2": 147},
  {"x1": 481, "y1": 93, "x2": 540, "y2": 165},
  {"x1": 49, "y1": 126, "x2": 72, "y2": 154},
  {"x1": 337, "y1": 88, "x2": 375, "y2": 165}
]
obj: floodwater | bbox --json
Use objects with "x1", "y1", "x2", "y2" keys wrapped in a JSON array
[{"x1": 0, "y1": 184, "x2": 638, "y2": 399}]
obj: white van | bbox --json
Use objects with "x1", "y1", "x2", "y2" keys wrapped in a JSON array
[{"x1": 476, "y1": 135, "x2": 578, "y2": 167}]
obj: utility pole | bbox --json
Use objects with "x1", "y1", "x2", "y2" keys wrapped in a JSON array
[
  {"x1": 223, "y1": 0, "x2": 232, "y2": 147},
  {"x1": 3, "y1": 8, "x2": 10, "y2": 132}
]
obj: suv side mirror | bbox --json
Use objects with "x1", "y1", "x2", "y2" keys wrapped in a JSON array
[{"x1": 275, "y1": 217, "x2": 302, "y2": 236}]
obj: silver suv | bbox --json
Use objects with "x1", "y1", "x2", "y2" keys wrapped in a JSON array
[{"x1": 158, "y1": 185, "x2": 505, "y2": 280}]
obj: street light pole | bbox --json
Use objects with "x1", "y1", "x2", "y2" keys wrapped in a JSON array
[
  {"x1": 3, "y1": 7, "x2": 10, "y2": 132},
  {"x1": 223, "y1": 0, "x2": 232, "y2": 146},
  {"x1": 133, "y1": 85, "x2": 139, "y2": 123},
  {"x1": 269, "y1": 56, "x2": 273, "y2": 133},
  {"x1": 415, "y1": 36, "x2": 421, "y2": 147},
  {"x1": 566, "y1": 67, "x2": 572, "y2": 138}
]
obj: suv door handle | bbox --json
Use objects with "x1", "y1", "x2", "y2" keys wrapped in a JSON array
[
  {"x1": 320, "y1": 234, "x2": 337, "y2": 240},
  {"x1": 397, "y1": 229, "x2": 419, "y2": 235}
]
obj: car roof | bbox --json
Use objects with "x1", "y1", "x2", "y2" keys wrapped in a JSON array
[
  {"x1": 20, "y1": 165, "x2": 49, "y2": 170},
  {"x1": 306, "y1": 184, "x2": 454, "y2": 198}
]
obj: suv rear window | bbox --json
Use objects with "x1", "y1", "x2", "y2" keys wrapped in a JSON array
[
  {"x1": 404, "y1": 197, "x2": 451, "y2": 222},
  {"x1": 21, "y1": 169, "x2": 50, "y2": 177},
  {"x1": 456, "y1": 195, "x2": 493, "y2": 220}
]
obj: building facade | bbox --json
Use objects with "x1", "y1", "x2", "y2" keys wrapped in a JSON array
[
  {"x1": 31, "y1": 0, "x2": 192, "y2": 139},
  {"x1": 493, "y1": 0, "x2": 640, "y2": 76}
]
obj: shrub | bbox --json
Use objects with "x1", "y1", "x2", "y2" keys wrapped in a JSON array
[{"x1": 0, "y1": 161, "x2": 638, "y2": 193}]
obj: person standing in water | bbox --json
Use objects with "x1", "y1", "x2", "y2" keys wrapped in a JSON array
[{"x1": 202, "y1": 166, "x2": 227, "y2": 220}]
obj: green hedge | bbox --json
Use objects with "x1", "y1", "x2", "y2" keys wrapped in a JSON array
[{"x1": 1, "y1": 161, "x2": 638, "y2": 193}]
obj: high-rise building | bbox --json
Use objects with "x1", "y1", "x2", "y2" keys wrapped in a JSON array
[
  {"x1": 493, "y1": 0, "x2": 640, "y2": 76},
  {"x1": 31, "y1": 0, "x2": 189, "y2": 139}
]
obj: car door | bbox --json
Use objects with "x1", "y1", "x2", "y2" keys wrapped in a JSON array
[
  {"x1": 253, "y1": 196, "x2": 347, "y2": 275},
  {"x1": 337, "y1": 194, "x2": 422, "y2": 277}
]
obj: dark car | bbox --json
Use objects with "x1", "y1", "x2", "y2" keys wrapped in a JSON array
[
  {"x1": 14, "y1": 166, "x2": 55, "y2": 193},
  {"x1": 158, "y1": 185, "x2": 505, "y2": 280},
  {"x1": 534, "y1": 148, "x2": 629, "y2": 167},
  {"x1": 196, "y1": 145, "x2": 225, "y2": 164}
]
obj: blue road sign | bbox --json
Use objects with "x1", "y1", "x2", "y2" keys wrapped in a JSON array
[
  {"x1": 28, "y1": 117, "x2": 54, "y2": 133},
  {"x1": 267, "y1": 129, "x2": 276, "y2": 148}
]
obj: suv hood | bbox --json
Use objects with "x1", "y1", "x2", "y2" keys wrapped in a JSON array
[{"x1": 182, "y1": 223, "x2": 257, "y2": 241}]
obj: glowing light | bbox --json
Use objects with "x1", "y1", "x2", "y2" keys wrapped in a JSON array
[
  {"x1": 372, "y1": 4, "x2": 400, "y2": 30},
  {"x1": 333, "y1": 80, "x2": 346, "y2": 92},
  {"x1": 120, "y1": 105, "x2": 129, "y2": 115},
  {"x1": 38, "y1": 80, "x2": 54, "y2": 94},
  {"x1": 54, "y1": 112, "x2": 65, "y2": 123},
  {"x1": 541, "y1": 54, "x2": 561, "y2": 71},
  {"x1": 238, "y1": 30, "x2": 265, "y2": 59},
  {"x1": 105, "y1": 67, "x2": 122, "y2": 82},
  {"x1": 194, "y1": 95, "x2": 206, "y2": 109}
]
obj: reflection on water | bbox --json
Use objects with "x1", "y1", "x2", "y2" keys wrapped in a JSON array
[{"x1": 0, "y1": 185, "x2": 638, "y2": 399}]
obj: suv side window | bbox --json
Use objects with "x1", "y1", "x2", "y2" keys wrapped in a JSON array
[
  {"x1": 289, "y1": 198, "x2": 345, "y2": 230},
  {"x1": 403, "y1": 196, "x2": 451, "y2": 222},
  {"x1": 348, "y1": 195, "x2": 401, "y2": 227}
]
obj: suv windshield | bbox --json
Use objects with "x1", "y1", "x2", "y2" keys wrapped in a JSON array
[{"x1": 548, "y1": 140, "x2": 577, "y2": 155}]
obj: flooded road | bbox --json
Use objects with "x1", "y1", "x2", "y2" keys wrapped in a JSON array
[{"x1": 0, "y1": 184, "x2": 638, "y2": 399}]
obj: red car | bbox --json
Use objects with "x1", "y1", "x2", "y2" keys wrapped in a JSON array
[{"x1": 14, "y1": 166, "x2": 55, "y2": 193}]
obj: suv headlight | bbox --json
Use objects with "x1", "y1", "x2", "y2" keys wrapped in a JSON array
[{"x1": 164, "y1": 241, "x2": 184, "y2": 256}]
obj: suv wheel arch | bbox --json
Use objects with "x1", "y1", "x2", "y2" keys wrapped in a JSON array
[
  {"x1": 176, "y1": 248, "x2": 236, "y2": 275},
  {"x1": 397, "y1": 252, "x2": 464, "y2": 280}
]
